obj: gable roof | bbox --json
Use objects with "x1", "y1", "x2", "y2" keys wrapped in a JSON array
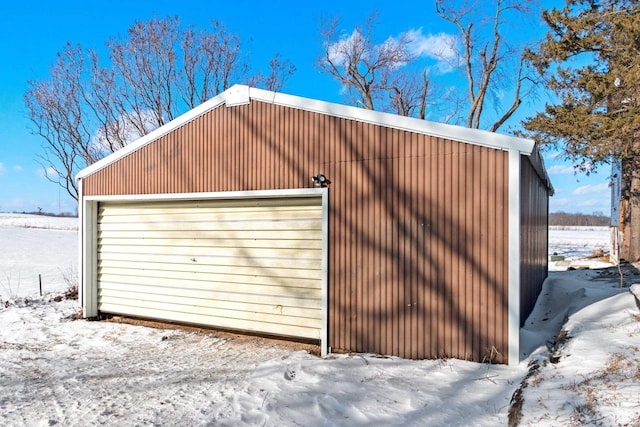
[{"x1": 76, "y1": 84, "x2": 550, "y2": 191}]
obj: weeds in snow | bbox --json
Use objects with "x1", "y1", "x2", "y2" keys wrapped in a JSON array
[
  {"x1": 0, "y1": 269, "x2": 21, "y2": 305},
  {"x1": 56, "y1": 264, "x2": 78, "y2": 301},
  {"x1": 60, "y1": 264, "x2": 77, "y2": 292},
  {"x1": 602, "y1": 353, "x2": 640, "y2": 380},
  {"x1": 570, "y1": 402, "x2": 599, "y2": 426}
]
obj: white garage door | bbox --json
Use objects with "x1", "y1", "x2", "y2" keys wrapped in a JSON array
[{"x1": 96, "y1": 197, "x2": 324, "y2": 340}]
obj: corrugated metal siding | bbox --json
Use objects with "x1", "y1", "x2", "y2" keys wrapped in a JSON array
[
  {"x1": 84, "y1": 100, "x2": 509, "y2": 362},
  {"x1": 97, "y1": 198, "x2": 323, "y2": 339},
  {"x1": 519, "y1": 155, "x2": 550, "y2": 326}
]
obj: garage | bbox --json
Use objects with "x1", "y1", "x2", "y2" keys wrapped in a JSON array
[{"x1": 78, "y1": 84, "x2": 552, "y2": 364}]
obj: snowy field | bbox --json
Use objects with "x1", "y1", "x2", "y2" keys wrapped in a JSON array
[
  {"x1": 549, "y1": 225, "x2": 610, "y2": 264},
  {"x1": 0, "y1": 213, "x2": 77, "y2": 300},
  {"x1": 1, "y1": 215, "x2": 639, "y2": 426}
]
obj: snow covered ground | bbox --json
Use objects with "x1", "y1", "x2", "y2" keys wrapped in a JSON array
[
  {"x1": 1, "y1": 216, "x2": 639, "y2": 426},
  {"x1": 549, "y1": 225, "x2": 610, "y2": 266},
  {"x1": 0, "y1": 213, "x2": 77, "y2": 300}
]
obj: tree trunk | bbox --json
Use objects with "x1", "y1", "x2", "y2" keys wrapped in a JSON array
[{"x1": 620, "y1": 169, "x2": 640, "y2": 262}]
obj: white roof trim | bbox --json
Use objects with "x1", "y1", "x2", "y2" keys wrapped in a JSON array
[
  {"x1": 77, "y1": 84, "x2": 536, "y2": 180},
  {"x1": 248, "y1": 86, "x2": 535, "y2": 154}
]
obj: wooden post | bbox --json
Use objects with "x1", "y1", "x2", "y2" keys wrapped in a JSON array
[{"x1": 39, "y1": 274, "x2": 42, "y2": 297}]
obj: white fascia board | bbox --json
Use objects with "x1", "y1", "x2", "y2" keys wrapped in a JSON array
[
  {"x1": 248, "y1": 86, "x2": 536, "y2": 154},
  {"x1": 508, "y1": 149, "x2": 521, "y2": 366}
]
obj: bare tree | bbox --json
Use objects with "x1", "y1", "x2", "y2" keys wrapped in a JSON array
[
  {"x1": 108, "y1": 17, "x2": 181, "y2": 128},
  {"x1": 436, "y1": 0, "x2": 537, "y2": 131},
  {"x1": 319, "y1": 4, "x2": 535, "y2": 127},
  {"x1": 383, "y1": 70, "x2": 430, "y2": 119},
  {"x1": 25, "y1": 45, "x2": 90, "y2": 199},
  {"x1": 25, "y1": 17, "x2": 296, "y2": 202},
  {"x1": 319, "y1": 14, "x2": 429, "y2": 117},
  {"x1": 249, "y1": 53, "x2": 296, "y2": 92},
  {"x1": 178, "y1": 20, "x2": 247, "y2": 108}
]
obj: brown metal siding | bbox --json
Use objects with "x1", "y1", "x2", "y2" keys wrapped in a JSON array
[
  {"x1": 520, "y1": 155, "x2": 550, "y2": 326},
  {"x1": 83, "y1": 100, "x2": 510, "y2": 362}
]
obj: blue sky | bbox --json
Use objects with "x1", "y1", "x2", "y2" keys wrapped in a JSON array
[{"x1": 0, "y1": 0, "x2": 611, "y2": 215}]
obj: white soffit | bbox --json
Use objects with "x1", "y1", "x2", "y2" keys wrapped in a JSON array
[{"x1": 76, "y1": 84, "x2": 536, "y2": 180}]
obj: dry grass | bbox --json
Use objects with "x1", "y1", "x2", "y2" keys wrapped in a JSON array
[{"x1": 602, "y1": 353, "x2": 640, "y2": 380}]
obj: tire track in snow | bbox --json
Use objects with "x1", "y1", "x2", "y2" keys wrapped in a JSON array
[{"x1": 0, "y1": 299, "x2": 293, "y2": 426}]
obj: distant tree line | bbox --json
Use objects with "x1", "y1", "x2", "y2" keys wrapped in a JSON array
[
  {"x1": 9, "y1": 209, "x2": 77, "y2": 218},
  {"x1": 549, "y1": 211, "x2": 610, "y2": 227}
]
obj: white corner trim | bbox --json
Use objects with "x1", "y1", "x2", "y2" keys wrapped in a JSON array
[
  {"x1": 508, "y1": 150, "x2": 521, "y2": 366},
  {"x1": 320, "y1": 187, "x2": 329, "y2": 357},
  {"x1": 80, "y1": 192, "x2": 99, "y2": 318},
  {"x1": 78, "y1": 178, "x2": 85, "y2": 314}
]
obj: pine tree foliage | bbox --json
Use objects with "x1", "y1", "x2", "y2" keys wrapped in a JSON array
[{"x1": 523, "y1": 0, "x2": 640, "y2": 172}]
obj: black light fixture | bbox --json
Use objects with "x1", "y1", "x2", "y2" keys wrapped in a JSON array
[{"x1": 311, "y1": 173, "x2": 331, "y2": 188}]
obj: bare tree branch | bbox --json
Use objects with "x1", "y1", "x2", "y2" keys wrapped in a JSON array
[
  {"x1": 319, "y1": 14, "x2": 425, "y2": 114},
  {"x1": 25, "y1": 17, "x2": 296, "y2": 202},
  {"x1": 436, "y1": 0, "x2": 536, "y2": 131}
]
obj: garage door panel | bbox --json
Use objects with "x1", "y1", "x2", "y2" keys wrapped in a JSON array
[
  {"x1": 98, "y1": 229, "x2": 321, "y2": 241},
  {"x1": 98, "y1": 260, "x2": 320, "y2": 281},
  {"x1": 99, "y1": 283, "x2": 322, "y2": 308},
  {"x1": 97, "y1": 219, "x2": 321, "y2": 233},
  {"x1": 98, "y1": 303, "x2": 321, "y2": 340},
  {"x1": 97, "y1": 197, "x2": 324, "y2": 341},
  {"x1": 99, "y1": 197, "x2": 319, "y2": 213},
  {"x1": 98, "y1": 277, "x2": 322, "y2": 299},
  {"x1": 98, "y1": 251, "x2": 322, "y2": 270},
  {"x1": 99, "y1": 208, "x2": 321, "y2": 223},
  {"x1": 98, "y1": 269, "x2": 322, "y2": 291},
  {"x1": 96, "y1": 237, "x2": 323, "y2": 250},
  {"x1": 98, "y1": 290, "x2": 321, "y2": 319},
  {"x1": 98, "y1": 243, "x2": 322, "y2": 260},
  {"x1": 98, "y1": 299, "x2": 321, "y2": 329}
]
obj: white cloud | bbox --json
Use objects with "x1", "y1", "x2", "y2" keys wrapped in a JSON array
[
  {"x1": 577, "y1": 199, "x2": 601, "y2": 207},
  {"x1": 405, "y1": 28, "x2": 458, "y2": 63},
  {"x1": 326, "y1": 28, "x2": 458, "y2": 74},
  {"x1": 550, "y1": 197, "x2": 570, "y2": 207},
  {"x1": 13, "y1": 165, "x2": 23, "y2": 172},
  {"x1": 572, "y1": 182, "x2": 610, "y2": 195},
  {"x1": 92, "y1": 110, "x2": 156, "y2": 154},
  {"x1": 0, "y1": 162, "x2": 6, "y2": 176},
  {"x1": 326, "y1": 29, "x2": 367, "y2": 67},
  {"x1": 547, "y1": 164, "x2": 576, "y2": 175},
  {"x1": 544, "y1": 151, "x2": 562, "y2": 161}
]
